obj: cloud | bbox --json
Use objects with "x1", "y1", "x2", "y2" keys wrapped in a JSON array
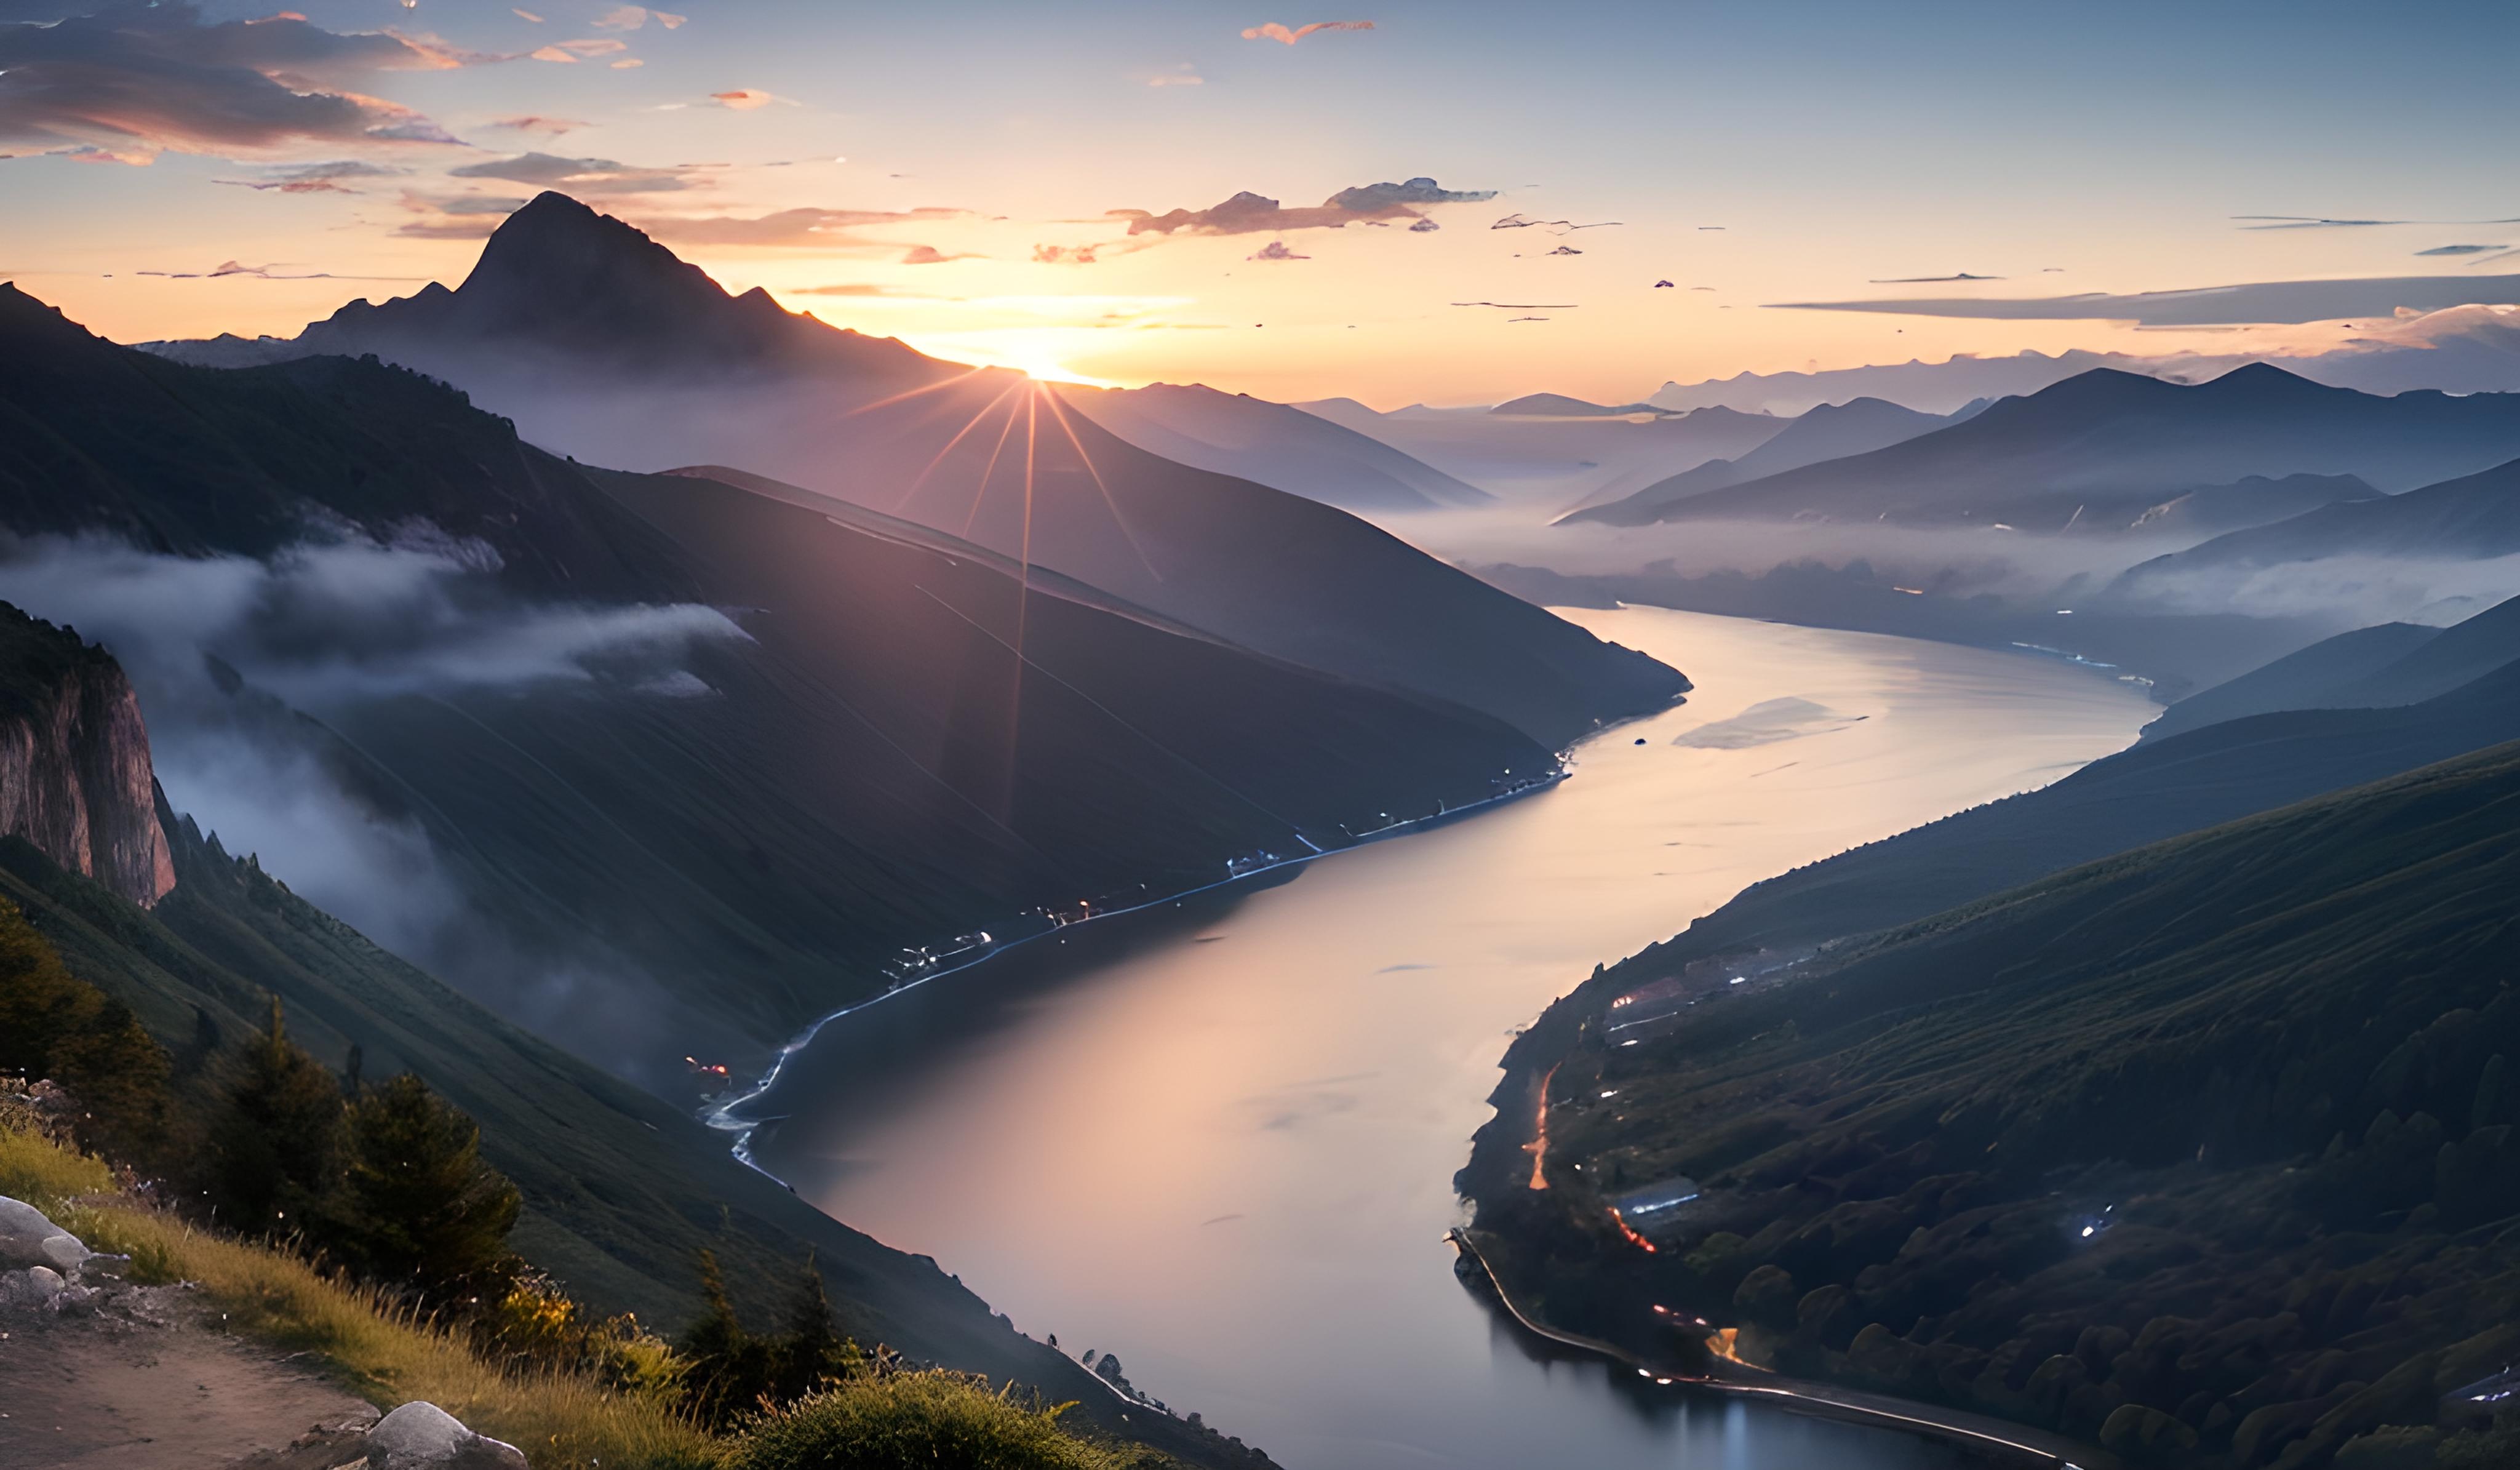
[
  {"x1": 2234, "y1": 215, "x2": 2520, "y2": 232},
  {"x1": 591, "y1": 5, "x2": 647, "y2": 29},
  {"x1": 1146, "y1": 64, "x2": 1203, "y2": 86},
  {"x1": 2417, "y1": 244, "x2": 2507, "y2": 257},
  {"x1": 1768, "y1": 273, "x2": 2520, "y2": 326},
  {"x1": 1241, "y1": 20, "x2": 1374, "y2": 44},
  {"x1": 0, "y1": 2, "x2": 485, "y2": 158},
  {"x1": 530, "y1": 36, "x2": 627, "y2": 61},
  {"x1": 215, "y1": 158, "x2": 407, "y2": 193},
  {"x1": 1248, "y1": 239, "x2": 1308, "y2": 261},
  {"x1": 450, "y1": 150, "x2": 694, "y2": 194},
  {"x1": 639, "y1": 204, "x2": 971, "y2": 247},
  {"x1": 1408, "y1": 217, "x2": 1438, "y2": 233},
  {"x1": 1868, "y1": 272, "x2": 2003, "y2": 283},
  {"x1": 485, "y1": 113, "x2": 584, "y2": 135},
  {"x1": 511, "y1": 8, "x2": 543, "y2": 21},
  {"x1": 901, "y1": 244, "x2": 978, "y2": 265},
  {"x1": 1545, "y1": 244, "x2": 1581, "y2": 255},
  {"x1": 708, "y1": 88, "x2": 788, "y2": 110},
  {"x1": 1489, "y1": 212, "x2": 1621, "y2": 232},
  {"x1": 1033, "y1": 243, "x2": 1099, "y2": 265},
  {"x1": 1118, "y1": 175, "x2": 1493, "y2": 236},
  {"x1": 610, "y1": 58, "x2": 642, "y2": 68},
  {"x1": 391, "y1": 190, "x2": 530, "y2": 238},
  {"x1": 53, "y1": 142, "x2": 151, "y2": 164}
]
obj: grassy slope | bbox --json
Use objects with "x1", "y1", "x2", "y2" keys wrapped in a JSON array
[
  {"x1": 0, "y1": 823, "x2": 1266, "y2": 1469},
  {"x1": 1470, "y1": 742, "x2": 2520, "y2": 1466}
]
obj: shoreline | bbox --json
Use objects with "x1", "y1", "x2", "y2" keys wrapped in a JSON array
[{"x1": 1445, "y1": 1228, "x2": 2098, "y2": 1469}]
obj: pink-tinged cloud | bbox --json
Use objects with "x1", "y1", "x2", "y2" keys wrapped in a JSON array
[
  {"x1": 612, "y1": 58, "x2": 642, "y2": 68},
  {"x1": 1248, "y1": 239, "x2": 1309, "y2": 261},
  {"x1": 1241, "y1": 20, "x2": 1374, "y2": 44},
  {"x1": 554, "y1": 37, "x2": 628, "y2": 57},
  {"x1": 528, "y1": 45, "x2": 577, "y2": 62},
  {"x1": 641, "y1": 204, "x2": 971, "y2": 246},
  {"x1": 708, "y1": 89, "x2": 787, "y2": 110},
  {"x1": 0, "y1": 2, "x2": 486, "y2": 158},
  {"x1": 56, "y1": 143, "x2": 155, "y2": 165},
  {"x1": 1118, "y1": 177, "x2": 1493, "y2": 236},
  {"x1": 901, "y1": 244, "x2": 981, "y2": 265},
  {"x1": 1034, "y1": 243, "x2": 1100, "y2": 265},
  {"x1": 653, "y1": 12, "x2": 687, "y2": 28},
  {"x1": 511, "y1": 9, "x2": 545, "y2": 22},
  {"x1": 486, "y1": 114, "x2": 586, "y2": 135},
  {"x1": 591, "y1": 6, "x2": 649, "y2": 30}
]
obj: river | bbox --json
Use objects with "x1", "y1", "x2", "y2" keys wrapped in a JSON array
[{"x1": 743, "y1": 607, "x2": 2156, "y2": 1469}]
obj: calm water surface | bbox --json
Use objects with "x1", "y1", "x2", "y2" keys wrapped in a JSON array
[{"x1": 749, "y1": 607, "x2": 2155, "y2": 1469}]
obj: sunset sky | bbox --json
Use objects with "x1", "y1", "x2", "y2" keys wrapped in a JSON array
[{"x1": 6, "y1": 0, "x2": 2517, "y2": 404}]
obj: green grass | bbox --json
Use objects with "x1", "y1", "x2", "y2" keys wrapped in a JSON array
[
  {"x1": 723, "y1": 1373, "x2": 1140, "y2": 1470},
  {"x1": 0, "y1": 1109, "x2": 112, "y2": 1208}
]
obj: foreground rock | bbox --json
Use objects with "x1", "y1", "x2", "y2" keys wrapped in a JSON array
[{"x1": 364, "y1": 1402, "x2": 530, "y2": 1470}]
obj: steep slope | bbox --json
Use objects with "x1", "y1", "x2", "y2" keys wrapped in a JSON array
[
  {"x1": 1470, "y1": 740, "x2": 2520, "y2": 1468},
  {"x1": 1561, "y1": 397, "x2": 1949, "y2": 526},
  {"x1": 1069, "y1": 381, "x2": 1489, "y2": 512},
  {"x1": 2118, "y1": 454, "x2": 2520, "y2": 591},
  {"x1": 2140, "y1": 594, "x2": 2520, "y2": 743},
  {"x1": 0, "y1": 289, "x2": 1561, "y2": 1081},
  {"x1": 135, "y1": 194, "x2": 1683, "y2": 748},
  {"x1": 0, "y1": 604, "x2": 173, "y2": 906},
  {"x1": 2139, "y1": 620, "x2": 2442, "y2": 743},
  {"x1": 1645, "y1": 364, "x2": 2520, "y2": 525},
  {"x1": 0, "y1": 628, "x2": 1259, "y2": 1466}
]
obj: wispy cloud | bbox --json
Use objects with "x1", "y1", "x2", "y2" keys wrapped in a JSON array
[
  {"x1": 213, "y1": 158, "x2": 407, "y2": 193},
  {"x1": 1242, "y1": 20, "x2": 1374, "y2": 44},
  {"x1": 485, "y1": 114, "x2": 585, "y2": 136},
  {"x1": 1868, "y1": 271, "x2": 2003, "y2": 283},
  {"x1": 1769, "y1": 273, "x2": 2520, "y2": 326},
  {"x1": 638, "y1": 204, "x2": 971, "y2": 247},
  {"x1": 1489, "y1": 212, "x2": 1620, "y2": 233},
  {"x1": 1117, "y1": 175, "x2": 1493, "y2": 236},
  {"x1": 449, "y1": 151, "x2": 695, "y2": 194},
  {"x1": 1248, "y1": 239, "x2": 1309, "y2": 261},
  {"x1": 707, "y1": 88, "x2": 789, "y2": 110}
]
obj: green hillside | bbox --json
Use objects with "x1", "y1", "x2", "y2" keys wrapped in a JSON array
[{"x1": 1469, "y1": 741, "x2": 2520, "y2": 1468}]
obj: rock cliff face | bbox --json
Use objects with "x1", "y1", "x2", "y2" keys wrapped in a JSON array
[{"x1": 0, "y1": 603, "x2": 175, "y2": 908}]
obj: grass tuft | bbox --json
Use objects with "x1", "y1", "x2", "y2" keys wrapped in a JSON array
[{"x1": 723, "y1": 1372, "x2": 1138, "y2": 1470}]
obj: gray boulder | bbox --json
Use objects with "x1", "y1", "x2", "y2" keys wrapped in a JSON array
[
  {"x1": 364, "y1": 1402, "x2": 529, "y2": 1470},
  {"x1": 0, "y1": 1196, "x2": 89, "y2": 1274},
  {"x1": 0, "y1": 1264, "x2": 65, "y2": 1309}
]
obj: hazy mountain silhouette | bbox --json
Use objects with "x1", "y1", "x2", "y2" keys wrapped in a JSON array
[
  {"x1": 1489, "y1": 393, "x2": 1667, "y2": 417},
  {"x1": 143, "y1": 193, "x2": 1680, "y2": 746},
  {"x1": 1561, "y1": 396, "x2": 1953, "y2": 525},
  {"x1": 1642, "y1": 364, "x2": 2520, "y2": 526},
  {"x1": 2140, "y1": 594, "x2": 2520, "y2": 742},
  {"x1": 2119, "y1": 453, "x2": 2520, "y2": 590},
  {"x1": 1070, "y1": 381, "x2": 1489, "y2": 512},
  {"x1": 1291, "y1": 394, "x2": 1785, "y2": 506},
  {"x1": 0, "y1": 287, "x2": 1563, "y2": 1078}
]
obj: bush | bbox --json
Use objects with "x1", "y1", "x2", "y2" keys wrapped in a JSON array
[
  {"x1": 678, "y1": 1248, "x2": 864, "y2": 1428},
  {"x1": 724, "y1": 1372, "x2": 1133, "y2": 1470}
]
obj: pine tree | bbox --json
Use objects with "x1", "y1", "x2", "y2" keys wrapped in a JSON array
[
  {"x1": 208, "y1": 998, "x2": 346, "y2": 1236},
  {"x1": 771, "y1": 1251, "x2": 859, "y2": 1400},
  {"x1": 678, "y1": 1248, "x2": 776, "y2": 1428},
  {"x1": 330, "y1": 1073, "x2": 520, "y2": 1298}
]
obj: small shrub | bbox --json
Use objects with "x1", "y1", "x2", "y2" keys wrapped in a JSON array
[{"x1": 724, "y1": 1372, "x2": 1133, "y2": 1470}]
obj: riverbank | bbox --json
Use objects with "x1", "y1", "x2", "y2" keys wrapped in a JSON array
[
  {"x1": 746, "y1": 607, "x2": 2156, "y2": 1470},
  {"x1": 1458, "y1": 743, "x2": 2520, "y2": 1470}
]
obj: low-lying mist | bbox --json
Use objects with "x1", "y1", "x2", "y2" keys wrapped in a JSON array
[{"x1": 0, "y1": 530, "x2": 755, "y2": 1088}]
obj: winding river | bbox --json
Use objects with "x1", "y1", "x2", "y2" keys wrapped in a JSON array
[{"x1": 744, "y1": 607, "x2": 2155, "y2": 1469}]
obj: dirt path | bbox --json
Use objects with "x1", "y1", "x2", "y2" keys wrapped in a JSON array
[{"x1": 0, "y1": 1293, "x2": 372, "y2": 1469}]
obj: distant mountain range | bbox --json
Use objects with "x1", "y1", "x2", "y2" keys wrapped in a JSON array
[
  {"x1": 145, "y1": 193, "x2": 1678, "y2": 749},
  {"x1": 2118, "y1": 453, "x2": 2520, "y2": 598},
  {"x1": 1560, "y1": 397, "x2": 1963, "y2": 526},
  {"x1": 0, "y1": 281, "x2": 1568, "y2": 1082},
  {"x1": 1068, "y1": 381, "x2": 1489, "y2": 513},
  {"x1": 1642, "y1": 306, "x2": 2520, "y2": 415},
  {"x1": 2140, "y1": 594, "x2": 2520, "y2": 743},
  {"x1": 1290, "y1": 394, "x2": 1784, "y2": 506},
  {"x1": 1629, "y1": 364, "x2": 2520, "y2": 528}
]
